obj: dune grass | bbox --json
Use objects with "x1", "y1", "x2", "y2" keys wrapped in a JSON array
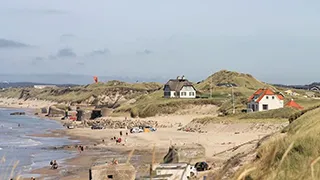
[
  {"x1": 233, "y1": 107, "x2": 320, "y2": 180},
  {"x1": 115, "y1": 91, "x2": 225, "y2": 118},
  {"x1": 0, "y1": 81, "x2": 162, "y2": 104}
]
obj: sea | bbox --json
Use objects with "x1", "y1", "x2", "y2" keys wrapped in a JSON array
[{"x1": 0, "y1": 108, "x2": 77, "y2": 178}]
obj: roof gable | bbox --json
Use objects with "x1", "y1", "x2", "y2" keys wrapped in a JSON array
[
  {"x1": 164, "y1": 79, "x2": 195, "y2": 92},
  {"x1": 286, "y1": 99, "x2": 303, "y2": 109},
  {"x1": 248, "y1": 88, "x2": 283, "y2": 103}
]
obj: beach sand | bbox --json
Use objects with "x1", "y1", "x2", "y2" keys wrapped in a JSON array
[{"x1": 0, "y1": 98, "x2": 287, "y2": 179}]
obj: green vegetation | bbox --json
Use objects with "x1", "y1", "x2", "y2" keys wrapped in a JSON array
[
  {"x1": 240, "y1": 107, "x2": 299, "y2": 120},
  {"x1": 233, "y1": 106, "x2": 320, "y2": 180},
  {"x1": 196, "y1": 70, "x2": 272, "y2": 91},
  {"x1": 0, "y1": 81, "x2": 162, "y2": 104},
  {"x1": 115, "y1": 91, "x2": 225, "y2": 118}
]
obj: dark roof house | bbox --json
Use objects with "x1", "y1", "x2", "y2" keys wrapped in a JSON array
[{"x1": 163, "y1": 76, "x2": 196, "y2": 98}]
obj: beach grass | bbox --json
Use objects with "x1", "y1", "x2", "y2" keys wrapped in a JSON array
[{"x1": 232, "y1": 106, "x2": 320, "y2": 180}]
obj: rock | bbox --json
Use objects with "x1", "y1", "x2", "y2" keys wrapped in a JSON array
[{"x1": 10, "y1": 112, "x2": 26, "y2": 115}]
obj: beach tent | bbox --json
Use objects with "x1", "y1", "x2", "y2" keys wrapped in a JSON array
[{"x1": 286, "y1": 99, "x2": 303, "y2": 110}]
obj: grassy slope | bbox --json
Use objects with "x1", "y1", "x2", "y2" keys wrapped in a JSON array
[
  {"x1": 0, "y1": 81, "x2": 162, "y2": 103},
  {"x1": 114, "y1": 90, "x2": 225, "y2": 118},
  {"x1": 233, "y1": 107, "x2": 320, "y2": 180}
]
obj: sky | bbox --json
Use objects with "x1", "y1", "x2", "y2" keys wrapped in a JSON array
[{"x1": 0, "y1": 0, "x2": 320, "y2": 84}]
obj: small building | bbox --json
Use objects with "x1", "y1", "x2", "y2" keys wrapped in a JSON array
[
  {"x1": 309, "y1": 85, "x2": 320, "y2": 92},
  {"x1": 139, "y1": 163, "x2": 197, "y2": 180},
  {"x1": 306, "y1": 91, "x2": 316, "y2": 98},
  {"x1": 286, "y1": 99, "x2": 303, "y2": 110},
  {"x1": 284, "y1": 90, "x2": 299, "y2": 96},
  {"x1": 247, "y1": 88, "x2": 284, "y2": 112},
  {"x1": 89, "y1": 163, "x2": 136, "y2": 180},
  {"x1": 34, "y1": 85, "x2": 57, "y2": 89},
  {"x1": 216, "y1": 83, "x2": 237, "y2": 87},
  {"x1": 163, "y1": 76, "x2": 196, "y2": 98}
]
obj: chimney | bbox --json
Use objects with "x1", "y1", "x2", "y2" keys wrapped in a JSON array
[
  {"x1": 176, "y1": 76, "x2": 180, "y2": 80},
  {"x1": 181, "y1": 75, "x2": 185, "y2": 80}
]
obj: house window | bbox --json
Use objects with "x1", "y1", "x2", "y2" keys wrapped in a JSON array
[
  {"x1": 181, "y1": 92, "x2": 186, "y2": 96},
  {"x1": 272, "y1": 96, "x2": 275, "y2": 99},
  {"x1": 189, "y1": 92, "x2": 194, "y2": 96},
  {"x1": 266, "y1": 96, "x2": 269, "y2": 99},
  {"x1": 263, "y1": 104, "x2": 268, "y2": 110}
]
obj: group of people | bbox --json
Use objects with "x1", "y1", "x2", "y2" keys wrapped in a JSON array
[
  {"x1": 110, "y1": 130, "x2": 128, "y2": 145},
  {"x1": 50, "y1": 160, "x2": 58, "y2": 169},
  {"x1": 78, "y1": 145, "x2": 84, "y2": 153}
]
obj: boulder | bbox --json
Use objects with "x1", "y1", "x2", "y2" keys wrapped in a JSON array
[
  {"x1": 10, "y1": 112, "x2": 26, "y2": 115},
  {"x1": 163, "y1": 144, "x2": 205, "y2": 164}
]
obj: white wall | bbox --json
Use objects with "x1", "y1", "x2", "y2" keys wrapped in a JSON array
[
  {"x1": 179, "y1": 86, "x2": 196, "y2": 98},
  {"x1": 164, "y1": 86, "x2": 176, "y2": 98},
  {"x1": 248, "y1": 102, "x2": 259, "y2": 111},
  {"x1": 258, "y1": 95, "x2": 283, "y2": 111}
]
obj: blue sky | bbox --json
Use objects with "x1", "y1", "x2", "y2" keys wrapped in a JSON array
[{"x1": 0, "y1": 0, "x2": 320, "y2": 84}]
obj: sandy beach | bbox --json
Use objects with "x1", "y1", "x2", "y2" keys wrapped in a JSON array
[{"x1": 0, "y1": 97, "x2": 287, "y2": 179}]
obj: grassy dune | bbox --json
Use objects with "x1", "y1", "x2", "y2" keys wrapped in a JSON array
[
  {"x1": 234, "y1": 106, "x2": 320, "y2": 180},
  {"x1": 0, "y1": 81, "x2": 162, "y2": 104},
  {"x1": 115, "y1": 91, "x2": 225, "y2": 118}
]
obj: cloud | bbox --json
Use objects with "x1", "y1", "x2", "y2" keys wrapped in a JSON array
[
  {"x1": 76, "y1": 62, "x2": 85, "y2": 66},
  {"x1": 48, "y1": 48, "x2": 77, "y2": 60},
  {"x1": 89, "y1": 48, "x2": 110, "y2": 56},
  {"x1": 60, "y1": 34, "x2": 76, "y2": 42},
  {"x1": 30, "y1": 57, "x2": 45, "y2": 65},
  {"x1": 0, "y1": 39, "x2": 29, "y2": 48},
  {"x1": 136, "y1": 49, "x2": 153, "y2": 55},
  {"x1": 6, "y1": 8, "x2": 69, "y2": 15},
  {"x1": 56, "y1": 48, "x2": 77, "y2": 58},
  {"x1": 48, "y1": 55, "x2": 57, "y2": 60}
]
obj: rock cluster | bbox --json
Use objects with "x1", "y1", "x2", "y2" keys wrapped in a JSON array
[
  {"x1": 85, "y1": 118, "x2": 168, "y2": 129},
  {"x1": 177, "y1": 126, "x2": 207, "y2": 133}
]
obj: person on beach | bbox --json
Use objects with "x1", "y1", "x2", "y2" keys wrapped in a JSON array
[
  {"x1": 120, "y1": 131, "x2": 122, "y2": 136},
  {"x1": 126, "y1": 132, "x2": 128, "y2": 136},
  {"x1": 51, "y1": 160, "x2": 58, "y2": 169},
  {"x1": 50, "y1": 160, "x2": 53, "y2": 166}
]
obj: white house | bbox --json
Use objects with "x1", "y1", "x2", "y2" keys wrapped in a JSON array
[
  {"x1": 247, "y1": 88, "x2": 284, "y2": 112},
  {"x1": 163, "y1": 76, "x2": 196, "y2": 98}
]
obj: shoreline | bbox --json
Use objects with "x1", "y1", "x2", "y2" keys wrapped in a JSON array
[
  {"x1": 0, "y1": 97, "x2": 289, "y2": 179},
  {"x1": 0, "y1": 100, "x2": 93, "y2": 180},
  {"x1": 0, "y1": 101, "x2": 155, "y2": 180}
]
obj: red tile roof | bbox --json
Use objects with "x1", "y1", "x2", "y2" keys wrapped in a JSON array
[
  {"x1": 286, "y1": 99, "x2": 303, "y2": 110},
  {"x1": 248, "y1": 88, "x2": 284, "y2": 103}
]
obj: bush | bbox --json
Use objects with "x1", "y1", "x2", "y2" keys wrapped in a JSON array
[{"x1": 130, "y1": 108, "x2": 139, "y2": 118}]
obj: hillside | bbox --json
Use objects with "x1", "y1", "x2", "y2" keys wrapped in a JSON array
[
  {"x1": 196, "y1": 70, "x2": 270, "y2": 92},
  {"x1": 1, "y1": 70, "x2": 317, "y2": 118},
  {"x1": 231, "y1": 106, "x2": 320, "y2": 180},
  {"x1": 0, "y1": 81, "x2": 162, "y2": 108}
]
